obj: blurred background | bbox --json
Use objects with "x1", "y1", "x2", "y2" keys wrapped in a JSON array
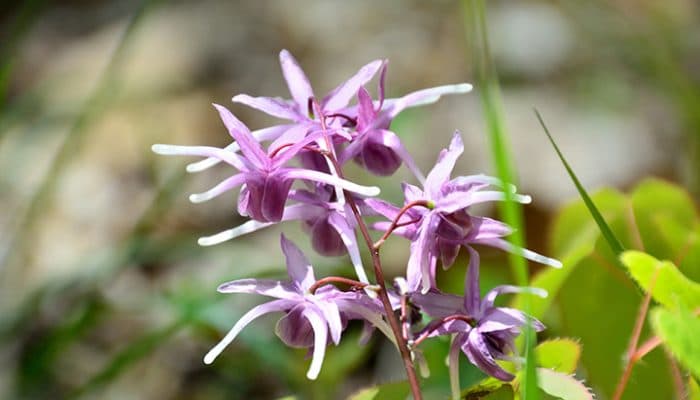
[{"x1": 1, "y1": 0, "x2": 698, "y2": 399}]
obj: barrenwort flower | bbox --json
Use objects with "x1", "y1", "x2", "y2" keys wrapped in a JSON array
[
  {"x1": 367, "y1": 132, "x2": 561, "y2": 292},
  {"x1": 203, "y1": 235, "x2": 385, "y2": 379}
]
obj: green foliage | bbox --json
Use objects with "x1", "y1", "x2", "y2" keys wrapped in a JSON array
[
  {"x1": 520, "y1": 177, "x2": 700, "y2": 399},
  {"x1": 347, "y1": 381, "x2": 410, "y2": 400},
  {"x1": 651, "y1": 307, "x2": 700, "y2": 379},
  {"x1": 535, "y1": 339, "x2": 581, "y2": 374},
  {"x1": 536, "y1": 368, "x2": 594, "y2": 400},
  {"x1": 620, "y1": 251, "x2": 700, "y2": 309}
]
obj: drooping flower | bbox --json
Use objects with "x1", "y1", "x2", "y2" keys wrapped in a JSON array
[
  {"x1": 197, "y1": 185, "x2": 370, "y2": 283},
  {"x1": 366, "y1": 132, "x2": 561, "y2": 292},
  {"x1": 340, "y1": 63, "x2": 472, "y2": 181},
  {"x1": 411, "y1": 249, "x2": 547, "y2": 381},
  {"x1": 204, "y1": 235, "x2": 386, "y2": 379},
  {"x1": 152, "y1": 104, "x2": 380, "y2": 222}
]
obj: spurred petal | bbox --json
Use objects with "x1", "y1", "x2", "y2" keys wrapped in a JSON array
[
  {"x1": 186, "y1": 124, "x2": 293, "y2": 173},
  {"x1": 276, "y1": 305, "x2": 314, "y2": 347},
  {"x1": 402, "y1": 182, "x2": 425, "y2": 203},
  {"x1": 437, "y1": 190, "x2": 531, "y2": 214},
  {"x1": 463, "y1": 330, "x2": 515, "y2": 381},
  {"x1": 217, "y1": 278, "x2": 300, "y2": 299},
  {"x1": 322, "y1": 59, "x2": 383, "y2": 111},
  {"x1": 328, "y1": 211, "x2": 369, "y2": 283},
  {"x1": 280, "y1": 234, "x2": 316, "y2": 291},
  {"x1": 198, "y1": 219, "x2": 274, "y2": 246},
  {"x1": 411, "y1": 291, "x2": 464, "y2": 318},
  {"x1": 151, "y1": 144, "x2": 248, "y2": 171},
  {"x1": 472, "y1": 238, "x2": 563, "y2": 269},
  {"x1": 467, "y1": 217, "x2": 514, "y2": 241},
  {"x1": 232, "y1": 94, "x2": 301, "y2": 121},
  {"x1": 311, "y1": 300, "x2": 343, "y2": 345},
  {"x1": 479, "y1": 307, "x2": 545, "y2": 333},
  {"x1": 213, "y1": 104, "x2": 269, "y2": 169},
  {"x1": 481, "y1": 285, "x2": 548, "y2": 315},
  {"x1": 189, "y1": 173, "x2": 247, "y2": 204},
  {"x1": 424, "y1": 132, "x2": 464, "y2": 199},
  {"x1": 464, "y1": 246, "x2": 481, "y2": 316},
  {"x1": 380, "y1": 83, "x2": 473, "y2": 123},
  {"x1": 356, "y1": 86, "x2": 376, "y2": 129},
  {"x1": 279, "y1": 50, "x2": 314, "y2": 110},
  {"x1": 302, "y1": 307, "x2": 328, "y2": 380},
  {"x1": 373, "y1": 129, "x2": 425, "y2": 183},
  {"x1": 203, "y1": 299, "x2": 293, "y2": 364},
  {"x1": 282, "y1": 169, "x2": 380, "y2": 197},
  {"x1": 406, "y1": 213, "x2": 440, "y2": 293}
]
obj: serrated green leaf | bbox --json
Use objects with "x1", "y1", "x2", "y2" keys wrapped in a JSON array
[
  {"x1": 651, "y1": 307, "x2": 700, "y2": 379},
  {"x1": 535, "y1": 339, "x2": 581, "y2": 374},
  {"x1": 620, "y1": 251, "x2": 700, "y2": 309},
  {"x1": 347, "y1": 381, "x2": 410, "y2": 400},
  {"x1": 536, "y1": 368, "x2": 594, "y2": 400}
]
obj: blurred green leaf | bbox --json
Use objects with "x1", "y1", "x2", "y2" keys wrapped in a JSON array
[
  {"x1": 620, "y1": 251, "x2": 700, "y2": 309},
  {"x1": 512, "y1": 189, "x2": 628, "y2": 320},
  {"x1": 347, "y1": 381, "x2": 409, "y2": 400},
  {"x1": 651, "y1": 307, "x2": 700, "y2": 379},
  {"x1": 536, "y1": 368, "x2": 594, "y2": 400},
  {"x1": 535, "y1": 339, "x2": 581, "y2": 374},
  {"x1": 689, "y1": 376, "x2": 700, "y2": 400}
]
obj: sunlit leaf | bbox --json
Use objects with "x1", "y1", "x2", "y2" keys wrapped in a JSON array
[
  {"x1": 535, "y1": 339, "x2": 581, "y2": 374},
  {"x1": 536, "y1": 368, "x2": 594, "y2": 400},
  {"x1": 651, "y1": 307, "x2": 700, "y2": 379}
]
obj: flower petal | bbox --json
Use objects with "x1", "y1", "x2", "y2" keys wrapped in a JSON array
[
  {"x1": 302, "y1": 307, "x2": 329, "y2": 380},
  {"x1": 373, "y1": 129, "x2": 425, "y2": 183},
  {"x1": 328, "y1": 211, "x2": 369, "y2": 283},
  {"x1": 280, "y1": 234, "x2": 316, "y2": 291},
  {"x1": 380, "y1": 83, "x2": 473, "y2": 122},
  {"x1": 279, "y1": 50, "x2": 314, "y2": 110},
  {"x1": 463, "y1": 330, "x2": 515, "y2": 381},
  {"x1": 217, "y1": 278, "x2": 300, "y2": 299},
  {"x1": 481, "y1": 285, "x2": 548, "y2": 314},
  {"x1": 479, "y1": 307, "x2": 545, "y2": 333},
  {"x1": 406, "y1": 213, "x2": 440, "y2": 293},
  {"x1": 411, "y1": 290, "x2": 464, "y2": 318},
  {"x1": 151, "y1": 144, "x2": 248, "y2": 171},
  {"x1": 464, "y1": 246, "x2": 481, "y2": 316},
  {"x1": 186, "y1": 124, "x2": 293, "y2": 173},
  {"x1": 322, "y1": 59, "x2": 383, "y2": 111},
  {"x1": 424, "y1": 132, "x2": 464, "y2": 199},
  {"x1": 212, "y1": 104, "x2": 268, "y2": 169},
  {"x1": 282, "y1": 168, "x2": 380, "y2": 197},
  {"x1": 198, "y1": 219, "x2": 274, "y2": 246},
  {"x1": 189, "y1": 173, "x2": 247, "y2": 204},
  {"x1": 276, "y1": 304, "x2": 314, "y2": 347},
  {"x1": 472, "y1": 238, "x2": 563, "y2": 269},
  {"x1": 232, "y1": 94, "x2": 301, "y2": 121},
  {"x1": 311, "y1": 300, "x2": 343, "y2": 345},
  {"x1": 203, "y1": 299, "x2": 292, "y2": 364}
]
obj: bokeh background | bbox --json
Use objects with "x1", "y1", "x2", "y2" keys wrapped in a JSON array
[{"x1": 1, "y1": 0, "x2": 698, "y2": 399}]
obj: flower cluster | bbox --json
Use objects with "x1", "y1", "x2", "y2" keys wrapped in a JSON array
[{"x1": 153, "y1": 50, "x2": 561, "y2": 386}]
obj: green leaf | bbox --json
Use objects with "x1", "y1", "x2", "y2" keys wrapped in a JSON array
[
  {"x1": 651, "y1": 307, "x2": 700, "y2": 379},
  {"x1": 347, "y1": 381, "x2": 410, "y2": 400},
  {"x1": 512, "y1": 189, "x2": 628, "y2": 320},
  {"x1": 536, "y1": 368, "x2": 594, "y2": 400},
  {"x1": 461, "y1": 376, "x2": 507, "y2": 399},
  {"x1": 535, "y1": 109, "x2": 625, "y2": 256},
  {"x1": 558, "y1": 250, "x2": 673, "y2": 399},
  {"x1": 620, "y1": 251, "x2": 700, "y2": 309},
  {"x1": 689, "y1": 376, "x2": 700, "y2": 400},
  {"x1": 535, "y1": 339, "x2": 581, "y2": 374}
]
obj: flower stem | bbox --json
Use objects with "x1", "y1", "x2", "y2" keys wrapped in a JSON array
[
  {"x1": 373, "y1": 200, "x2": 432, "y2": 249},
  {"x1": 310, "y1": 99, "x2": 422, "y2": 399}
]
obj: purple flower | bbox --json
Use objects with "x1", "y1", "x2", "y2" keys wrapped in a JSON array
[
  {"x1": 152, "y1": 104, "x2": 380, "y2": 222},
  {"x1": 367, "y1": 132, "x2": 561, "y2": 292},
  {"x1": 340, "y1": 64, "x2": 472, "y2": 180},
  {"x1": 197, "y1": 185, "x2": 370, "y2": 283},
  {"x1": 412, "y1": 250, "x2": 547, "y2": 381},
  {"x1": 203, "y1": 235, "x2": 384, "y2": 379}
]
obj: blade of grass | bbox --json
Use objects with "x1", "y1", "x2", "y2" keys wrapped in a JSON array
[
  {"x1": 534, "y1": 109, "x2": 625, "y2": 256},
  {"x1": 463, "y1": 1, "x2": 538, "y2": 399}
]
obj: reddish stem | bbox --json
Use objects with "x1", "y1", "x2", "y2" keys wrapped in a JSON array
[
  {"x1": 373, "y1": 200, "x2": 432, "y2": 249},
  {"x1": 412, "y1": 314, "x2": 475, "y2": 347},
  {"x1": 307, "y1": 276, "x2": 367, "y2": 294}
]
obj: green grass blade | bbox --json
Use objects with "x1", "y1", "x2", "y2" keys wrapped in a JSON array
[
  {"x1": 464, "y1": 1, "x2": 538, "y2": 399},
  {"x1": 534, "y1": 109, "x2": 625, "y2": 256}
]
